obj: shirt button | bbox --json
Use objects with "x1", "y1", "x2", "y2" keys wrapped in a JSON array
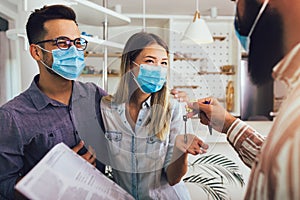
[{"x1": 138, "y1": 119, "x2": 142, "y2": 121}]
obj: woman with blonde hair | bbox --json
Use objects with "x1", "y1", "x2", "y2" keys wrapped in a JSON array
[{"x1": 101, "y1": 32, "x2": 208, "y2": 199}]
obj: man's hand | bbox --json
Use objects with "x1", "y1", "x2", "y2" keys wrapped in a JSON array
[
  {"x1": 186, "y1": 97, "x2": 236, "y2": 133},
  {"x1": 72, "y1": 140, "x2": 96, "y2": 166}
]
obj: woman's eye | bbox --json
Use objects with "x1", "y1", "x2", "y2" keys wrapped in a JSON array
[
  {"x1": 161, "y1": 62, "x2": 168, "y2": 66},
  {"x1": 145, "y1": 60, "x2": 154, "y2": 64}
]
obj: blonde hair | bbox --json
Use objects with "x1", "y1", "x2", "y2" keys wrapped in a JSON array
[{"x1": 104, "y1": 32, "x2": 171, "y2": 140}]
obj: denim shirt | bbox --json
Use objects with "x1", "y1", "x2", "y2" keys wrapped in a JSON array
[
  {"x1": 0, "y1": 75, "x2": 106, "y2": 200},
  {"x1": 100, "y1": 97, "x2": 192, "y2": 200}
]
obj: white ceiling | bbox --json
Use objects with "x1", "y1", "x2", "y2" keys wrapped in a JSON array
[{"x1": 91, "y1": 0, "x2": 236, "y2": 17}]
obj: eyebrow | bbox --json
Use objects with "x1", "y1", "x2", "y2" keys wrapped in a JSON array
[{"x1": 144, "y1": 55, "x2": 168, "y2": 60}]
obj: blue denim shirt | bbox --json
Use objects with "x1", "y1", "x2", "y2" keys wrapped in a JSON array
[
  {"x1": 101, "y1": 97, "x2": 192, "y2": 200},
  {"x1": 0, "y1": 75, "x2": 106, "y2": 200}
]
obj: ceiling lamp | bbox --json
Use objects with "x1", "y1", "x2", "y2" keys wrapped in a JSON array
[{"x1": 181, "y1": 0, "x2": 213, "y2": 44}]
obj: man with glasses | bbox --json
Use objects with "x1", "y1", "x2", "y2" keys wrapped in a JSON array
[
  {"x1": 188, "y1": 0, "x2": 300, "y2": 199},
  {"x1": 0, "y1": 5, "x2": 107, "y2": 199}
]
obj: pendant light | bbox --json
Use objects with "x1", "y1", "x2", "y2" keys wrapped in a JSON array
[{"x1": 181, "y1": 0, "x2": 213, "y2": 44}]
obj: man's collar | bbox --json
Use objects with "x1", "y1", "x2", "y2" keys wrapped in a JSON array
[
  {"x1": 272, "y1": 43, "x2": 300, "y2": 88},
  {"x1": 29, "y1": 75, "x2": 64, "y2": 110},
  {"x1": 29, "y1": 75, "x2": 89, "y2": 110}
]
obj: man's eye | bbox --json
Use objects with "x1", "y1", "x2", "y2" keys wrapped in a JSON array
[{"x1": 57, "y1": 41, "x2": 69, "y2": 47}]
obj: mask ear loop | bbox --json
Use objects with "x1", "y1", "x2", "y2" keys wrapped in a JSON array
[
  {"x1": 36, "y1": 45, "x2": 52, "y2": 53},
  {"x1": 132, "y1": 61, "x2": 139, "y2": 67},
  {"x1": 35, "y1": 45, "x2": 56, "y2": 74},
  {"x1": 129, "y1": 61, "x2": 149, "y2": 94},
  {"x1": 248, "y1": 0, "x2": 269, "y2": 38}
]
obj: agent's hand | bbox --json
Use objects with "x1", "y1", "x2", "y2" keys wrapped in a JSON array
[
  {"x1": 175, "y1": 134, "x2": 208, "y2": 155},
  {"x1": 72, "y1": 140, "x2": 96, "y2": 166},
  {"x1": 186, "y1": 97, "x2": 236, "y2": 133},
  {"x1": 170, "y1": 88, "x2": 189, "y2": 102}
]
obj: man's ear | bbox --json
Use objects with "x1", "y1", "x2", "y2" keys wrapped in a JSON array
[{"x1": 29, "y1": 44, "x2": 42, "y2": 61}]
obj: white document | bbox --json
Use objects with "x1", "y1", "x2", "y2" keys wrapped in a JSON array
[{"x1": 15, "y1": 143, "x2": 134, "y2": 200}]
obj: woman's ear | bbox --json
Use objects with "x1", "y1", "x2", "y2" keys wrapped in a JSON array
[
  {"x1": 131, "y1": 60, "x2": 138, "y2": 69},
  {"x1": 29, "y1": 44, "x2": 42, "y2": 61}
]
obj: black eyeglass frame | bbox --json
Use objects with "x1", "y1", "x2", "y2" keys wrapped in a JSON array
[{"x1": 35, "y1": 36, "x2": 88, "y2": 51}]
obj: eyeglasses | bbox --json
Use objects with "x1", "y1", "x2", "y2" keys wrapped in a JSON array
[{"x1": 35, "y1": 36, "x2": 88, "y2": 51}]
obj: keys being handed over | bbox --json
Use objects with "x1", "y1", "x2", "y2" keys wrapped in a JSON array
[{"x1": 186, "y1": 97, "x2": 236, "y2": 133}]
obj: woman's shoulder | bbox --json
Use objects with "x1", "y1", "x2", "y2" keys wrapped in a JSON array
[{"x1": 101, "y1": 95, "x2": 123, "y2": 110}]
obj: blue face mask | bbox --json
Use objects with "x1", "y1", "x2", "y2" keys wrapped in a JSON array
[
  {"x1": 234, "y1": 0, "x2": 269, "y2": 53},
  {"x1": 38, "y1": 45, "x2": 85, "y2": 80},
  {"x1": 133, "y1": 62, "x2": 167, "y2": 94}
]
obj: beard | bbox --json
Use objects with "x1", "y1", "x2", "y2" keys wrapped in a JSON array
[
  {"x1": 247, "y1": 6, "x2": 284, "y2": 86},
  {"x1": 41, "y1": 51, "x2": 59, "y2": 76}
]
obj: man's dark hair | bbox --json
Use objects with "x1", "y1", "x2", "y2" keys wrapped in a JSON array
[{"x1": 26, "y1": 4, "x2": 77, "y2": 45}]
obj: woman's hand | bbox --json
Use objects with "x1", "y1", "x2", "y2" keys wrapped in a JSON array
[
  {"x1": 175, "y1": 134, "x2": 209, "y2": 155},
  {"x1": 167, "y1": 134, "x2": 209, "y2": 186},
  {"x1": 170, "y1": 88, "x2": 189, "y2": 102}
]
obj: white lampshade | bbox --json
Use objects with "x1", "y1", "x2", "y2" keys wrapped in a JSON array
[{"x1": 181, "y1": 10, "x2": 213, "y2": 44}]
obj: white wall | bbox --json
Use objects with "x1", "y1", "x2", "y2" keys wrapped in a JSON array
[{"x1": 1, "y1": 0, "x2": 78, "y2": 97}]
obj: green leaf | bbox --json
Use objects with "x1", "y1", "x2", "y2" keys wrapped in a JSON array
[{"x1": 185, "y1": 154, "x2": 245, "y2": 199}]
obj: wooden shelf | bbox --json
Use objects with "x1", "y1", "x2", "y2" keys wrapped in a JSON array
[
  {"x1": 84, "y1": 52, "x2": 122, "y2": 57},
  {"x1": 198, "y1": 71, "x2": 235, "y2": 75},
  {"x1": 242, "y1": 52, "x2": 248, "y2": 59},
  {"x1": 70, "y1": 0, "x2": 131, "y2": 26},
  {"x1": 173, "y1": 57, "x2": 204, "y2": 62},
  {"x1": 213, "y1": 36, "x2": 226, "y2": 41},
  {"x1": 80, "y1": 74, "x2": 120, "y2": 77},
  {"x1": 82, "y1": 35, "x2": 125, "y2": 51},
  {"x1": 173, "y1": 85, "x2": 199, "y2": 89}
]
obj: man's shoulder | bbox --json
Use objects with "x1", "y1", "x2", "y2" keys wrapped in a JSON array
[
  {"x1": 1, "y1": 90, "x2": 31, "y2": 112},
  {"x1": 74, "y1": 81, "x2": 107, "y2": 96}
]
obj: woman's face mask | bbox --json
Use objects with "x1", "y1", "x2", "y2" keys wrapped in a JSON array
[
  {"x1": 132, "y1": 61, "x2": 167, "y2": 94},
  {"x1": 37, "y1": 45, "x2": 85, "y2": 80}
]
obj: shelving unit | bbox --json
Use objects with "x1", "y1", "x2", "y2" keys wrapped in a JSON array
[
  {"x1": 197, "y1": 71, "x2": 235, "y2": 75},
  {"x1": 84, "y1": 52, "x2": 122, "y2": 58},
  {"x1": 173, "y1": 85, "x2": 199, "y2": 89},
  {"x1": 70, "y1": 0, "x2": 130, "y2": 91},
  {"x1": 173, "y1": 57, "x2": 204, "y2": 62},
  {"x1": 80, "y1": 74, "x2": 120, "y2": 77},
  {"x1": 213, "y1": 36, "x2": 226, "y2": 41},
  {"x1": 70, "y1": 0, "x2": 130, "y2": 26},
  {"x1": 82, "y1": 35, "x2": 125, "y2": 51}
]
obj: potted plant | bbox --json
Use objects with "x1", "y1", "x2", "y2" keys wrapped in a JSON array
[{"x1": 183, "y1": 154, "x2": 245, "y2": 200}]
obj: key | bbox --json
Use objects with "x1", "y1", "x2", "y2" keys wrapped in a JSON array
[{"x1": 183, "y1": 115, "x2": 187, "y2": 143}]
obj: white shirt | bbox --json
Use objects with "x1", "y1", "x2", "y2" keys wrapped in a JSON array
[
  {"x1": 227, "y1": 43, "x2": 300, "y2": 200},
  {"x1": 100, "y1": 97, "x2": 192, "y2": 200}
]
